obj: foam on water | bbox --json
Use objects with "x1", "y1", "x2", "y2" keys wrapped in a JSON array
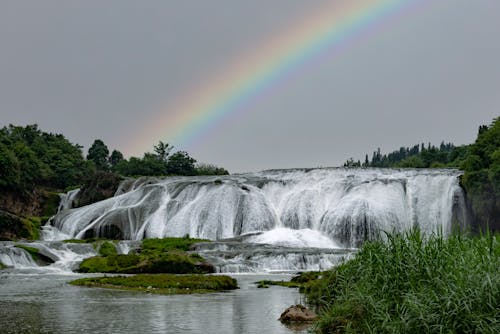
[{"x1": 248, "y1": 228, "x2": 339, "y2": 249}]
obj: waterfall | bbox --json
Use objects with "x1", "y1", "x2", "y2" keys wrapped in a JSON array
[
  {"x1": 48, "y1": 168, "x2": 466, "y2": 248},
  {"x1": 57, "y1": 188, "x2": 80, "y2": 212}
]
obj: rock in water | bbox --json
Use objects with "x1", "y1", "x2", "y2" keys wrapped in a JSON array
[{"x1": 279, "y1": 304, "x2": 318, "y2": 323}]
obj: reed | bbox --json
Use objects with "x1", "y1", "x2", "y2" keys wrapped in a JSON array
[{"x1": 305, "y1": 229, "x2": 500, "y2": 333}]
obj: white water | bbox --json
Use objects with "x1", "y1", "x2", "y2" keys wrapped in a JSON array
[
  {"x1": 1, "y1": 168, "x2": 466, "y2": 273},
  {"x1": 57, "y1": 188, "x2": 80, "y2": 212},
  {"x1": 0, "y1": 241, "x2": 96, "y2": 273},
  {"x1": 48, "y1": 168, "x2": 466, "y2": 248}
]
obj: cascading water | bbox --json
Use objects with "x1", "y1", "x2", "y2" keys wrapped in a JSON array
[
  {"x1": 48, "y1": 168, "x2": 466, "y2": 246},
  {"x1": 1, "y1": 168, "x2": 467, "y2": 273},
  {"x1": 32, "y1": 168, "x2": 465, "y2": 273}
]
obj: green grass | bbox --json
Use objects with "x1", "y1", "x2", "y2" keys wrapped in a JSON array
[
  {"x1": 69, "y1": 274, "x2": 238, "y2": 294},
  {"x1": 98, "y1": 241, "x2": 117, "y2": 256},
  {"x1": 78, "y1": 237, "x2": 213, "y2": 274},
  {"x1": 141, "y1": 237, "x2": 209, "y2": 253},
  {"x1": 306, "y1": 230, "x2": 500, "y2": 333},
  {"x1": 0, "y1": 261, "x2": 6, "y2": 269}
]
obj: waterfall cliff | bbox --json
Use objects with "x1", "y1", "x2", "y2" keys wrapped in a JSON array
[{"x1": 47, "y1": 168, "x2": 466, "y2": 248}]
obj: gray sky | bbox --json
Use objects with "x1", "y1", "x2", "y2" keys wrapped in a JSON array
[{"x1": 1, "y1": 0, "x2": 499, "y2": 173}]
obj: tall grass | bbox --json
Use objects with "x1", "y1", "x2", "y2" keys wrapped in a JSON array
[{"x1": 305, "y1": 230, "x2": 500, "y2": 333}]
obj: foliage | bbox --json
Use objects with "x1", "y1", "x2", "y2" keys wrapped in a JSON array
[
  {"x1": 75, "y1": 171, "x2": 123, "y2": 207},
  {"x1": 195, "y1": 163, "x2": 229, "y2": 176},
  {"x1": 153, "y1": 141, "x2": 172, "y2": 162},
  {"x1": 141, "y1": 237, "x2": 209, "y2": 253},
  {"x1": 69, "y1": 274, "x2": 238, "y2": 294},
  {"x1": 347, "y1": 142, "x2": 464, "y2": 168},
  {"x1": 98, "y1": 241, "x2": 117, "y2": 257},
  {"x1": 305, "y1": 230, "x2": 500, "y2": 334},
  {"x1": 109, "y1": 150, "x2": 124, "y2": 169},
  {"x1": 255, "y1": 271, "x2": 322, "y2": 289},
  {"x1": 87, "y1": 139, "x2": 110, "y2": 171},
  {"x1": 0, "y1": 124, "x2": 89, "y2": 190},
  {"x1": 78, "y1": 237, "x2": 213, "y2": 274},
  {"x1": 461, "y1": 117, "x2": 500, "y2": 231},
  {"x1": 165, "y1": 151, "x2": 197, "y2": 175},
  {"x1": 0, "y1": 210, "x2": 44, "y2": 241}
]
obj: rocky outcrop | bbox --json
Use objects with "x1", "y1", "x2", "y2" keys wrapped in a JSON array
[
  {"x1": 0, "y1": 189, "x2": 60, "y2": 218},
  {"x1": 74, "y1": 171, "x2": 123, "y2": 208},
  {"x1": 279, "y1": 304, "x2": 318, "y2": 323},
  {"x1": 0, "y1": 210, "x2": 39, "y2": 240}
]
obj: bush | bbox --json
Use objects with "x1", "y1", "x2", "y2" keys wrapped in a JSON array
[{"x1": 306, "y1": 230, "x2": 500, "y2": 333}]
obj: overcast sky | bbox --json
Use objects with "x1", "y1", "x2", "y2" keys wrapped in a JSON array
[{"x1": 1, "y1": 0, "x2": 499, "y2": 173}]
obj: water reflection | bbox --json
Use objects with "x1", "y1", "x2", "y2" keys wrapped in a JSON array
[{"x1": 0, "y1": 273, "x2": 309, "y2": 334}]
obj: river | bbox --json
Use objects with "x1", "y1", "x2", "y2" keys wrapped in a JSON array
[{"x1": 0, "y1": 271, "x2": 307, "y2": 334}]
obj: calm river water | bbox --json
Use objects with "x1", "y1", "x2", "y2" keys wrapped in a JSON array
[{"x1": 0, "y1": 271, "x2": 309, "y2": 334}]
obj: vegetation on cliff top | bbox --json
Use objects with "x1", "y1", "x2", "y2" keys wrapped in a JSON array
[
  {"x1": 69, "y1": 274, "x2": 238, "y2": 294},
  {"x1": 305, "y1": 230, "x2": 500, "y2": 333},
  {"x1": 0, "y1": 124, "x2": 229, "y2": 240},
  {"x1": 345, "y1": 117, "x2": 500, "y2": 231}
]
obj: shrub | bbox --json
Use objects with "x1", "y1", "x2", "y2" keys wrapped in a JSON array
[{"x1": 306, "y1": 230, "x2": 500, "y2": 333}]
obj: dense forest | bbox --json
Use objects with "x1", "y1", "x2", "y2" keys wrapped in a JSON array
[
  {"x1": 0, "y1": 124, "x2": 228, "y2": 194},
  {"x1": 0, "y1": 124, "x2": 228, "y2": 239},
  {"x1": 345, "y1": 117, "x2": 500, "y2": 231}
]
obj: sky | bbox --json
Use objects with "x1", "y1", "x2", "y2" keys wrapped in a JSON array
[{"x1": 1, "y1": 0, "x2": 499, "y2": 173}]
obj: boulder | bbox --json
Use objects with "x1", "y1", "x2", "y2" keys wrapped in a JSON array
[{"x1": 279, "y1": 304, "x2": 318, "y2": 323}]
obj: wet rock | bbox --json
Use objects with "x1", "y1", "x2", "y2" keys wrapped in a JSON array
[{"x1": 279, "y1": 304, "x2": 318, "y2": 323}]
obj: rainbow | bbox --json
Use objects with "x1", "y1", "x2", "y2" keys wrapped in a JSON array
[{"x1": 130, "y1": 0, "x2": 417, "y2": 154}]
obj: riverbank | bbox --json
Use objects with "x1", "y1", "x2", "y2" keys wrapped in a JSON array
[{"x1": 304, "y1": 231, "x2": 500, "y2": 333}]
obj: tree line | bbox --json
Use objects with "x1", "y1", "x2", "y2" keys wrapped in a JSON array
[
  {"x1": 0, "y1": 124, "x2": 228, "y2": 193},
  {"x1": 344, "y1": 142, "x2": 468, "y2": 168},
  {"x1": 344, "y1": 117, "x2": 499, "y2": 231}
]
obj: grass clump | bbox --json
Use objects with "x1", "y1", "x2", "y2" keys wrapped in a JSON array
[
  {"x1": 98, "y1": 241, "x2": 117, "y2": 257},
  {"x1": 69, "y1": 274, "x2": 238, "y2": 294},
  {"x1": 141, "y1": 237, "x2": 209, "y2": 253},
  {"x1": 256, "y1": 271, "x2": 322, "y2": 290},
  {"x1": 306, "y1": 230, "x2": 500, "y2": 334},
  {"x1": 0, "y1": 261, "x2": 6, "y2": 269}
]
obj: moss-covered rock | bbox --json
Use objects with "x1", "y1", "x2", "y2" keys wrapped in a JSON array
[
  {"x1": 255, "y1": 272, "x2": 322, "y2": 290},
  {"x1": 0, "y1": 210, "x2": 44, "y2": 241},
  {"x1": 14, "y1": 244, "x2": 55, "y2": 265},
  {"x1": 98, "y1": 241, "x2": 117, "y2": 257},
  {"x1": 78, "y1": 237, "x2": 214, "y2": 274},
  {"x1": 69, "y1": 274, "x2": 238, "y2": 294}
]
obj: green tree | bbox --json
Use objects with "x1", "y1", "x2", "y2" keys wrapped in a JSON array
[
  {"x1": 166, "y1": 151, "x2": 196, "y2": 175},
  {"x1": 109, "y1": 150, "x2": 124, "y2": 170},
  {"x1": 87, "y1": 139, "x2": 110, "y2": 171},
  {"x1": 153, "y1": 141, "x2": 172, "y2": 162}
]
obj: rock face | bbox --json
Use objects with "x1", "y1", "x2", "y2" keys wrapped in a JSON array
[{"x1": 279, "y1": 304, "x2": 318, "y2": 323}]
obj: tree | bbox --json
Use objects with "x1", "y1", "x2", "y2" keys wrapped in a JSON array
[
  {"x1": 195, "y1": 163, "x2": 229, "y2": 175},
  {"x1": 154, "y1": 141, "x2": 172, "y2": 162},
  {"x1": 109, "y1": 150, "x2": 124, "y2": 169},
  {"x1": 87, "y1": 139, "x2": 109, "y2": 171},
  {"x1": 166, "y1": 151, "x2": 196, "y2": 175}
]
